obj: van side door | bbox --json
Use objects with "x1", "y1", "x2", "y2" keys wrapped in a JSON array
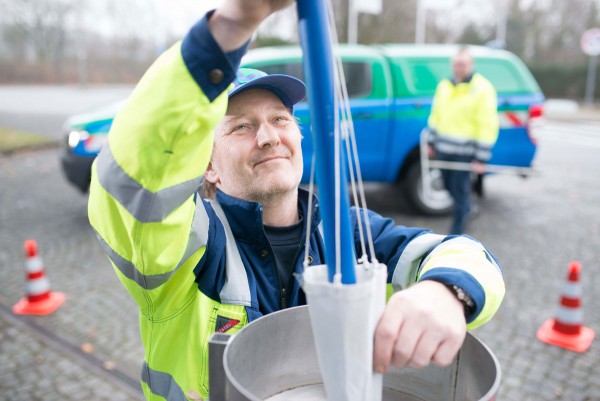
[{"x1": 340, "y1": 55, "x2": 393, "y2": 181}]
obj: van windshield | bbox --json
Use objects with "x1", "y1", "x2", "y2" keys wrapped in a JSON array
[{"x1": 394, "y1": 57, "x2": 537, "y2": 96}]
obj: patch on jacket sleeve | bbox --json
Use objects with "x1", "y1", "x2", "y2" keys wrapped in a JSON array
[{"x1": 215, "y1": 315, "x2": 240, "y2": 333}]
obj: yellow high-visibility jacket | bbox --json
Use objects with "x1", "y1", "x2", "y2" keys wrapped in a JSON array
[{"x1": 428, "y1": 73, "x2": 499, "y2": 162}]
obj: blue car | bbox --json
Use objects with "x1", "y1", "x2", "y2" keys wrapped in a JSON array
[{"x1": 60, "y1": 100, "x2": 124, "y2": 192}]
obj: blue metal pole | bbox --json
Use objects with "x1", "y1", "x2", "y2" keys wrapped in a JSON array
[{"x1": 297, "y1": 0, "x2": 356, "y2": 284}]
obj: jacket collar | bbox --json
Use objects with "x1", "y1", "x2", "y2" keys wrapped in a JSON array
[
  {"x1": 215, "y1": 188, "x2": 321, "y2": 243},
  {"x1": 451, "y1": 72, "x2": 475, "y2": 86}
]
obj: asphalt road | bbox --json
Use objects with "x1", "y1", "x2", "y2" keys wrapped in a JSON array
[
  {"x1": 0, "y1": 85, "x2": 132, "y2": 138},
  {"x1": 0, "y1": 92, "x2": 599, "y2": 399}
]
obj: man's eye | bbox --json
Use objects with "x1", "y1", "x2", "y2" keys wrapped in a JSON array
[{"x1": 232, "y1": 124, "x2": 249, "y2": 132}]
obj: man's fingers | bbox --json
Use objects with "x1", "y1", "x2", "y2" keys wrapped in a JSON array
[
  {"x1": 432, "y1": 334, "x2": 465, "y2": 367},
  {"x1": 373, "y1": 306, "x2": 404, "y2": 373},
  {"x1": 374, "y1": 282, "x2": 467, "y2": 372},
  {"x1": 270, "y1": 0, "x2": 296, "y2": 12},
  {"x1": 391, "y1": 327, "x2": 421, "y2": 369},
  {"x1": 407, "y1": 331, "x2": 442, "y2": 369},
  {"x1": 212, "y1": 0, "x2": 295, "y2": 52}
]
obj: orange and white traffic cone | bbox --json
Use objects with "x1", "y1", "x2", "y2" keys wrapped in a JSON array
[
  {"x1": 536, "y1": 261, "x2": 595, "y2": 352},
  {"x1": 12, "y1": 240, "x2": 65, "y2": 316}
]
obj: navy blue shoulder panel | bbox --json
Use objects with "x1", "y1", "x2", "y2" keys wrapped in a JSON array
[{"x1": 349, "y1": 206, "x2": 430, "y2": 282}]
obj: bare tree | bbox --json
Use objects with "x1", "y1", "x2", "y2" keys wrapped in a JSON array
[
  {"x1": 0, "y1": 0, "x2": 598, "y2": 85},
  {"x1": 0, "y1": 0, "x2": 82, "y2": 81},
  {"x1": 356, "y1": 0, "x2": 418, "y2": 44},
  {"x1": 503, "y1": 0, "x2": 599, "y2": 64}
]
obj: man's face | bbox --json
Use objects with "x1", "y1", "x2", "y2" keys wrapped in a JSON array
[
  {"x1": 205, "y1": 88, "x2": 303, "y2": 203},
  {"x1": 452, "y1": 52, "x2": 474, "y2": 83}
]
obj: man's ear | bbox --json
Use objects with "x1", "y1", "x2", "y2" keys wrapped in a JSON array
[{"x1": 204, "y1": 161, "x2": 219, "y2": 184}]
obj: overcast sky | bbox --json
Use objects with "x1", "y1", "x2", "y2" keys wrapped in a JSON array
[
  {"x1": 87, "y1": 0, "x2": 599, "y2": 45},
  {"x1": 146, "y1": 0, "x2": 460, "y2": 41},
  {"x1": 155, "y1": 0, "x2": 223, "y2": 36},
  {"x1": 146, "y1": 0, "x2": 495, "y2": 44},
  {"x1": 148, "y1": 0, "x2": 496, "y2": 40}
]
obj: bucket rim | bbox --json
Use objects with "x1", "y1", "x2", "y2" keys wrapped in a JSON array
[
  {"x1": 465, "y1": 332, "x2": 502, "y2": 400},
  {"x1": 223, "y1": 305, "x2": 502, "y2": 401}
]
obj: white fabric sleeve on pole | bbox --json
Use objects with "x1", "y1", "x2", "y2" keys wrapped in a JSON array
[{"x1": 302, "y1": 263, "x2": 387, "y2": 401}]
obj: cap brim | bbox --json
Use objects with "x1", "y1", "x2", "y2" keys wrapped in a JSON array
[{"x1": 228, "y1": 74, "x2": 306, "y2": 109}]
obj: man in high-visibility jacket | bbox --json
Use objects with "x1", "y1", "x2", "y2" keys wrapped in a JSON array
[
  {"x1": 428, "y1": 47, "x2": 499, "y2": 235},
  {"x1": 88, "y1": 1, "x2": 505, "y2": 399}
]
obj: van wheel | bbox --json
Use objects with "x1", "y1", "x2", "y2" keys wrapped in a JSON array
[{"x1": 404, "y1": 160, "x2": 453, "y2": 216}]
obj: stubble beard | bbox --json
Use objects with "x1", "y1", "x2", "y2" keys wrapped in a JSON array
[
  {"x1": 242, "y1": 172, "x2": 300, "y2": 205},
  {"x1": 243, "y1": 149, "x2": 302, "y2": 205}
]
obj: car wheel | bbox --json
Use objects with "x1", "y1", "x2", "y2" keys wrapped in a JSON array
[{"x1": 404, "y1": 160, "x2": 453, "y2": 215}]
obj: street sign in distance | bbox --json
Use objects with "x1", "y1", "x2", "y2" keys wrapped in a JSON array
[{"x1": 581, "y1": 28, "x2": 600, "y2": 57}]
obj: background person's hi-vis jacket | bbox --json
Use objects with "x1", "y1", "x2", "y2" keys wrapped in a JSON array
[
  {"x1": 428, "y1": 73, "x2": 499, "y2": 163},
  {"x1": 88, "y1": 14, "x2": 505, "y2": 401}
]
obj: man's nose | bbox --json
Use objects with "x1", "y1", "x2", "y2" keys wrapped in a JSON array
[{"x1": 256, "y1": 124, "x2": 281, "y2": 148}]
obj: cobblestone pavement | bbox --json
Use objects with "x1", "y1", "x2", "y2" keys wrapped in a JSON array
[
  {"x1": 1, "y1": 119, "x2": 600, "y2": 400},
  {"x1": 0, "y1": 148, "x2": 144, "y2": 400},
  {"x1": 0, "y1": 312, "x2": 139, "y2": 401}
]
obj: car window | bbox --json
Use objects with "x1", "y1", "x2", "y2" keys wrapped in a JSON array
[
  {"x1": 397, "y1": 57, "x2": 530, "y2": 96},
  {"x1": 259, "y1": 63, "x2": 304, "y2": 80},
  {"x1": 476, "y1": 60, "x2": 526, "y2": 93},
  {"x1": 257, "y1": 61, "x2": 373, "y2": 99},
  {"x1": 407, "y1": 59, "x2": 448, "y2": 94}
]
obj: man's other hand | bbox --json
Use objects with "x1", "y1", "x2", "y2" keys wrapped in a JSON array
[
  {"x1": 210, "y1": 0, "x2": 295, "y2": 52},
  {"x1": 472, "y1": 161, "x2": 486, "y2": 175},
  {"x1": 373, "y1": 280, "x2": 467, "y2": 373},
  {"x1": 427, "y1": 145, "x2": 435, "y2": 159}
]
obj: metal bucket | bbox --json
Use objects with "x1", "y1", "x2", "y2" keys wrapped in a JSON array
[{"x1": 209, "y1": 306, "x2": 500, "y2": 401}]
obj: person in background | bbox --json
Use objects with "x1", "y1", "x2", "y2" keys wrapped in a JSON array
[
  {"x1": 88, "y1": 2, "x2": 505, "y2": 399},
  {"x1": 428, "y1": 46, "x2": 499, "y2": 235}
]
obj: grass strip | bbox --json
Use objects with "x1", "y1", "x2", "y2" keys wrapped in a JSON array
[{"x1": 0, "y1": 127, "x2": 57, "y2": 154}]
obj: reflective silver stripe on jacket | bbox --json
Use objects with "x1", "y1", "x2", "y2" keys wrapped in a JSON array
[
  {"x1": 142, "y1": 362, "x2": 186, "y2": 401},
  {"x1": 435, "y1": 139, "x2": 477, "y2": 157},
  {"x1": 96, "y1": 144, "x2": 203, "y2": 223},
  {"x1": 93, "y1": 198, "x2": 210, "y2": 290},
  {"x1": 391, "y1": 233, "x2": 445, "y2": 289},
  {"x1": 209, "y1": 200, "x2": 252, "y2": 307},
  {"x1": 475, "y1": 148, "x2": 492, "y2": 161}
]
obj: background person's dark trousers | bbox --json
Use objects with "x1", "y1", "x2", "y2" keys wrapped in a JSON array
[{"x1": 438, "y1": 153, "x2": 472, "y2": 235}]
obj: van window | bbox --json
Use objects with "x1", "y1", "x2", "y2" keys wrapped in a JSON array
[
  {"x1": 400, "y1": 58, "x2": 528, "y2": 96},
  {"x1": 259, "y1": 63, "x2": 304, "y2": 81},
  {"x1": 257, "y1": 61, "x2": 373, "y2": 99},
  {"x1": 406, "y1": 60, "x2": 449, "y2": 94},
  {"x1": 476, "y1": 60, "x2": 526, "y2": 93}
]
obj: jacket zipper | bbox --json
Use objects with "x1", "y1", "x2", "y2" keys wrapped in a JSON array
[
  {"x1": 262, "y1": 225, "x2": 286, "y2": 311},
  {"x1": 281, "y1": 242, "x2": 307, "y2": 310},
  {"x1": 264, "y1": 213, "x2": 314, "y2": 311},
  {"x1": 280, "y1": 287, "x2": 287, "y2": 309}
]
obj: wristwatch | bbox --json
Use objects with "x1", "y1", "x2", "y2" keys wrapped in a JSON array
[{"x1": 446, "y1": 285, "x2": 475, "y2": 317}]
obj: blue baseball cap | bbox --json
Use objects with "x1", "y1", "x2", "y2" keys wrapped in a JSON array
[{"x1": 228, "y1": 68, "x2": 306, "y2": 110}]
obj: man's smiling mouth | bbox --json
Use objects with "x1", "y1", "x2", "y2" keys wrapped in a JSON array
[{"x1": 253, "y1": 155, "x2": 289, "y2": 167}]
